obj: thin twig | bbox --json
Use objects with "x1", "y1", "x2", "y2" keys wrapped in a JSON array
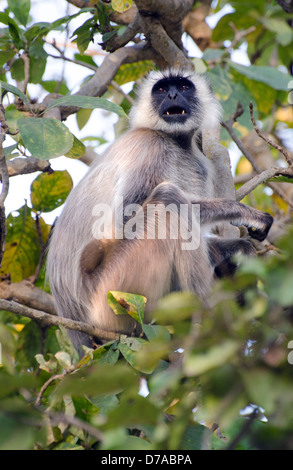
[
  {"x1": 222, "y1": 104, "x2": 293, "y2": 208},
  {"x1": 222, "y1": 107, "x2": 262, "y2": 174},
  {"x1": 45, "y1": 410, "x2": 104, "y2": 442},
  {"x1": 249, "y1": 102, "x2": 293, "y2": 166},
  {"x1": 35, "y1": 373, "x2": 67, "y2": 406},
  {"x1": 226, "y1": 407, "x2": 260, "y2": 450},
  {"x1": 256, "y1": 244, "x2": 282, "y2": 255},
  {"x1": 229, "y1": 22, "x2": 256, "y2": 49},
  {"x1": 111, "y1": 80, "x2": 135, "y2": 106}
]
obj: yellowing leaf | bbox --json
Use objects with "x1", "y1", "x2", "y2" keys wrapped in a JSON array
[
  {"x1": 65, "y1": 135, "x2": 86, "y2": 159},
  {"x1": 111, "y1": 0, "x2": 132, "y2": 13},
  {"x1": 107, "y1": 291, "x2": 146, "y2": 325},
  {"x1": 0, "y1": 207, "x2": 49, "y2": 282},
  {"x1": 30, "y1": 171, "x2": 73, "y2": 213}
]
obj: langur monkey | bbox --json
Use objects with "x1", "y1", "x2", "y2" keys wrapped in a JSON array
[{"x1": 47, "y1": 69, "x2": 273, "y2": 350}]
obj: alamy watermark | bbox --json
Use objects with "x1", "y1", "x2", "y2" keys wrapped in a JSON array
[{"x1": 91, "y1": 197, "x2": 201, "y2": 251}]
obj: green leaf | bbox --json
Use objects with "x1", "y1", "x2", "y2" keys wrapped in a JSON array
[
  {"x1": 56, "y1": 325, "x2": 79, "y2": 363},
  {"x1": 106, "y1": 394, "x2": 160, "y2": 430},
  {"x1": 30, "y1": 171, "x2": 73, "y2": 213},
  {"x1": 268, "y1": 175, "x2": 293, "y2": 183},
  {"x1": 0, "y1": 50, "x2": 15, "y2": 68},
  {"x1": 3, "y1": 104, "x2": 23, "y2": 136},
  {"x1": 184, "y1": 340, "x2": 239, "y2": 377},
  {"x1": 228, "y1": 62, "x2": 292, "y2": 91},
  {"x1": 181, "y1": 424, "x2": 207, "y2": 450},
  {"x1": 46, "y1": 95, "x2": 127, "y2": 118},
  {"x1": 221, "y1": 81, "x2": 257, "y2": 131},
  {"x1": 102, "y1": 30, "x2": 117, "y2": 43},
  {"x1": 64, "y1": 135, "x2": 86, "y2": 159},
  {"x1": 8, "y1": 20, "x2": 24, "y2": 49},
  {"x1": 55, "y1": 351, "x2": 73, "y2": 371},
  {"x1": 17, "y1": 117, "x2": 74, "y2": 159},
  {"x1": 153, "y1": 292, "x2": 199, "y2": 324},
  {"x1": 0, "y1": 12, "x2": 13, "y2": 25},
  {"x1": 0, "y1": 81, "x2": 31, "y2": 109},
  {"x1": 3, "y1": 143, "x2": 18, "y2": 159},
  {"x1": 262, "y1": 18, "x2": 293, "y2": 46},
  {"x1": 15, "y1": 320, "x2": 41, "y2": 368},
  {"x1": 35, "y1": 353, "x2": 59, "y2": 373},
  {"x1": 212, "y1": 11, "x2": 257, "y2": 42},
  {"x1": 118, "y1": 337, "x2": 153, "y2": 373},
  {"x1": 7, "y1": 0, "x2": 31, "y2": 26},
  {"x1": 55, "y1": 363, "x2": 138, "y2": 397},
  {"x1": 107, "y1": 291, "x2": 146, "y2": 325},
  {"x1": 29, "y1": 55, "x2": 47, "y2": 84},
  {"x1": 0, "y1": 371, "x2": 39, "y2": 400},
  {"x1": 72, "y1": 396, "x2": 100, "y2": 422},
  {"x1": 202, "y1": 48, "x2": 225, "y2": 62},
  {"x1": 76, "y1": 108, "x2": 93, "y2": 130},
  {"x1": 40, "y1": 80, "x2": 69, "y2": 95},
  {"x1": 10, "y1": 59, "x2": 24, "y2": 81},
  {"x1": 142, "y1": 324, "x2": 171, "y2": 342}
]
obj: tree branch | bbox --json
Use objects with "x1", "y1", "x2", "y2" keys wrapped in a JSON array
[
  {"x1": 0, "y1": 299, "x2": 120, "y2": 342},
  {"x1": 0, "y1": 280, "x2": 57, "y2": 315},
  {"x1": 45, "y1": 410, "x2": 104, "y2": 443},
  {"x1": 249, "y1": 102, "x2": 293, "y2": 166},
  {"x1": 59, "y1": 42, "x2": 154, "y2": 120},
  {"x1": 103, "y1": 12, "x2": 141, "y2": 52},
  {"x1": 1, "y1": 156, "x2": 52, "y2": 179},
  {"x1": 235, "y1": 166, "x2": 293, "y2": 201},
  {"x1": 138, "y1": 16, "x2": 191, "y2": 69}
]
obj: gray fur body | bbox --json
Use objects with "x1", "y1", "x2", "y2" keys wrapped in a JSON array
[{"x1": 47, "y1": 69, "x2": 273, "y2": 350}]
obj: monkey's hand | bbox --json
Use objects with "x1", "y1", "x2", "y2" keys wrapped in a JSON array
[{"x1": 247, "y1": 212, "x2": 274, "y2": 242}]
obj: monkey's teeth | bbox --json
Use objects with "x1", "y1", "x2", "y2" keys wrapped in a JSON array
[
  {"x1": 182, "y1": 110, "x2": 185, "y2": 114},
  {"x1": 167, "y1": 111, "x2": 170, "y2": 116}
]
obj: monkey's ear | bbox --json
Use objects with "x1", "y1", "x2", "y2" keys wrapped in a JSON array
[{"x1": 80, "y1": 239, "x2": 105, "y2": 274}]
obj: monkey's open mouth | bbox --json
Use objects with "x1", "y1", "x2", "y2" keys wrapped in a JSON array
[{"x1": 164, "y1": 106, "x2": 186, "y2": 116}]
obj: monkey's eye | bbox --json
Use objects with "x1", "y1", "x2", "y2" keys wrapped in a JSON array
[
  {"x1": 157, "y1": 87, "x2": 167, "y2": 93},
  {"x1": 180, "y1": 85, "x2": 189, "y2": 91}
]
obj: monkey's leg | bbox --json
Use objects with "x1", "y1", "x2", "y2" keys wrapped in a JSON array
[
  {"x1": 85, "y1": 237, "x2": 175, "y2": 333},
  {"x1": 193, "y1": 199, "x2": 273, "y2": 241}
]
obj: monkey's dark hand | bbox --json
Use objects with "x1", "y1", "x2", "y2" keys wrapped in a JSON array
[{"x1": 248, "y1": 212, "x2": 273, "y2": 241}]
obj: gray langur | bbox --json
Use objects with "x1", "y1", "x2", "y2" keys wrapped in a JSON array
[{"x1": 47, "y1": 69, "x2": 273, "y2": 351}]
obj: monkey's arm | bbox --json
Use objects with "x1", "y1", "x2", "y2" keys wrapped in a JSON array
[{"x1": 194, "y1": 199, "x2": 273, "y2": 241}]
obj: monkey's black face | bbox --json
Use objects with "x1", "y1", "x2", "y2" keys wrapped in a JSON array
[{"x1": 152, "y1": 76, "x2": 198, "y2": 124}]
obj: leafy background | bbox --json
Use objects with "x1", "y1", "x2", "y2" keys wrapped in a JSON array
[{"x1": 0, "y1": 0, "x2": 293, "y2": 450}]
